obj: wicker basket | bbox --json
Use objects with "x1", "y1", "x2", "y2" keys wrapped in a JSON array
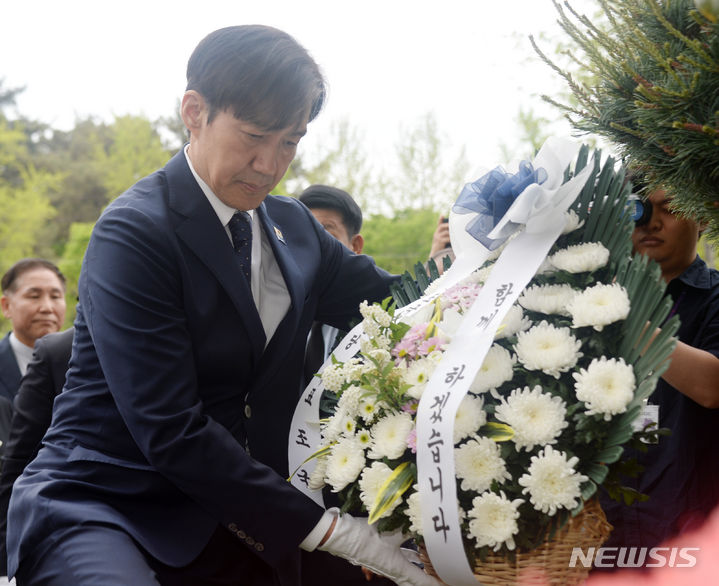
[{"x1": 418, "y1": 498, "x2": 612, "y2": 585}]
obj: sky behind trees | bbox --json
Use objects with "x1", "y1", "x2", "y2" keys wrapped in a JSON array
[{"x1": 2, "y1": 0, "x2": 595, "y2": 176}]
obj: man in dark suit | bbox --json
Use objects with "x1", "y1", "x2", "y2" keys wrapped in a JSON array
[
  {"x1": 299, "y1": 184, "x2": 365, "y2": 390},
  {"x1": 0, "y1": 328, "x2": 73, "y2": 576},
  {"x1": 7, "y1": 26, "x2": 437, "y2": 586},
  {"x1": 0, "y1": 259, "x2": 66, "y2": 451},
  {"x1": 0, "y1": 259, "x2": 66, "y2": 405},
  {"x1": 297, "y1": 187, "x2": 396, "y2": 586}
]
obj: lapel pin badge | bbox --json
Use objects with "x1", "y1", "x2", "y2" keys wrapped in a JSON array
[{"x1": 273, "y1": 226, "x2": 286, "y2": 244}]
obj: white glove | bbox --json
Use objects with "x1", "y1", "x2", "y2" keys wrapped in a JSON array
[{"x1": 317, "y1": 508, "x2": 440, "y2": 586}]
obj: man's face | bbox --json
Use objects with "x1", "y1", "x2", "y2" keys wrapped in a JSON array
[
  {"x1": 185, "y1": 97, "x2": 307, "y2": 211},
  {"x1": 631, "y1": 189, "x2": 702, "y2": 282},
  {"x1": 1, "y1": 268, "x2": 66, "y2": 347},
  {"x1": 309, "y1": 208, "x2": 363, "y2": 254}
]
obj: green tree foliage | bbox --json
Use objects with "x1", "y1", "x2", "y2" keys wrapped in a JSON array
[
  {"x1": 27, "y1": 118, "x2": 114, "y2": 252},
  {"x1": 390, "y1": 112, "x2": 469, "y2": 214},
  {"x1": 98, "y1": 115, "x2": 173, "y2": 203},
  {"x1": 281, "y1": 117, "x2": 374, "y2": 209},
  {"x1": 362, "y1": 208, "x2": 440, "y2": 274},
  {"x1": 0, "y1": 119, "x2": 60, "y2": 275},
  {"x1": 58, "y1": 222, "x2": 94, "y2": 328},
  {"x1": 536, "y1": 0, "x2": 719, "y2": 237}
]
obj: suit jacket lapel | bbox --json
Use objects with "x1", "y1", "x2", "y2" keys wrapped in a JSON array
[
  {"x1": 166, "y1": 153, "x2": 266, "y2": 363},
  {"x1": 253, "y1": 205, "x2": 305, "y2": 382},
  {"x1": 0, "y1": 334, "x2": 22, "y2": 400}
]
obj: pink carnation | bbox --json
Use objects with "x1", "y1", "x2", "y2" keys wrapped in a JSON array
[
  {"x1": 442, "y1": 282, "x2": 483, "y2": 312},
  {"x1": 406, "y1": 428, "x2": 417, "y2": 454},
  {"x1": 392, "y1": 323, "x2": 431, "y2": 360}
]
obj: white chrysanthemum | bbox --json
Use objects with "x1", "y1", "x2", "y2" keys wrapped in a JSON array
[
  {"x1": 567, "y1": 283, "x2": 631, "y2": 331},
  {"x1": 519, "y1": 284, "x2": 577, "y2": 317},
  {"x1": 356, "y1": 428, "x2": 372, "y2": 448},
  {"x1": 358, "y1": 395, "x2": 380, "y2": 423},
  {"x1": 336, "y1": 385, "x2": 364, "y2": 418},
  {"x1": 358, "y1": 461, "x2": 400, "y2": 518},
  {"x1": 494, "y1": 304, "x2": 532, "y2": 340},
  {"x1": 325, "y1": 436, "x2": 366, "y2": 492},
  {"x1": 403, "y1": 487, "x2": 465, "y2": 537},
  {"x1": 320, "y1": 363, "x2": 346, "y2": 393},
  {"x1": 549, "y1": 242, "x2": 610, "y2": 274},
  {"x1": 455, "y1": 437, "x2": 511, "y2": 493},
  {"x1": 368, "y1": 412, "x2": 414, "y2": 460},
  {"x1": 514, "y1": 321, "x2": 583, "y2": 378},
  {"x1": 405, "y1": 486, "x2": 423, "y2": 535},
  {"x1": 402, "y1": 357, "x2": 439, "y2": 400},
  {"x1": 574, "y1": 357, "x2": 636, "y2": 420},
  {"x1": 518, "y1": 445, "x2": 588, "y2": 515},
  {"x1": 467, "y1": 491, "x2": 523, "y2": 551},
  {"x1": 323, "y1": 407, "x2": 348, "y2": 443},
  {"x1": 562, "y1": 209, "x2": 585, "y2": 234},
  {"x1": 453, "y1": 395, "x2": 487, "y2": 443},
  {"x1": 494, "y1": 385, "x2": 568, "y2": 451},
  {"x1": 308, "y1": 456, "x2": 328, "y2": 491},
  {"x1": 470, "y1": 345, "x2": 516, "y2": 394},
  {"x1": 340, "y1": 415, "x2": 357, "y2": 436}
]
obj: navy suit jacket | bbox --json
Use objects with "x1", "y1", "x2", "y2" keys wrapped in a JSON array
[
  {"x1": 0, "y1": 334, "x2": 21, "y2": 462},
  {"x1": 0, "y1": 328, "x2": 73, "y2": 574},
  {"x1": 0, "y1": 334, "x2": 21, "y2": 404},
  {"x1": 7, "y1": 151, "x2": 396, "y2": 580}
]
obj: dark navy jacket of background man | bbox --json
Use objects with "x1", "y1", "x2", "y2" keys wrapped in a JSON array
[
  {"x1": 6, "y1": 150, "x2": 396, "y2": 583},
  {"x1": 602, "y1": 256, "x2": 719, "y2": 549}
]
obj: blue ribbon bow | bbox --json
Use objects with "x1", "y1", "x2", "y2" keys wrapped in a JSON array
[{"x1": 452, "y1": 161, "x2": 548, "y2": 250}]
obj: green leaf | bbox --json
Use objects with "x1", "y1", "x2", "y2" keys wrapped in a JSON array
[
  {"x1": 605, "y1": 422, "x2": 635, "y2": 448},
  {"x1": 368, "y1": 462, "x2": 415, "y2": 524},
  {"x1": 287, "y1": 445, "x2": 332, "y2": 482},
  {"x1": 594, "y1": 445, "x2": 624, "y2": 465},
  {"x1": 585, "y1": 462, "x2": 609, "y2": 485},
  {"x1": 580, "y1": 480, "x2": 598, "y2": 501},
  {"x1": 481, "y1": 422, "x2": 515, "y2": 442}
]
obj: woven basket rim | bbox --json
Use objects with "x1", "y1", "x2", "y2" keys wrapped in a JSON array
[{"x1": 419, "y1": 498, "x2": 612, "y2": 585}]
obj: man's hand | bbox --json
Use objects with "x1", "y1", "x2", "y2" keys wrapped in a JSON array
[{"x1": 318, "y1": 509, "x2": 440, "y2": 586}]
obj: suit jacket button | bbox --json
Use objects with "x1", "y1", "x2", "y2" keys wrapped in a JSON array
[
  {"x1": 246, "y1": 537, "x2": 255, "y2": 546},
  {"x1": 238, "y1": 530, "x2": 247, "y2": 539},
  {"x1": 228, "y1": 523, "x2": 237, "y2": 532},
  {"x1": 255, "y1": 543, "x2": 264, "y2": 552},
  {"x1": 244, "y1": 405, "x2": 252, "y2": 418}
]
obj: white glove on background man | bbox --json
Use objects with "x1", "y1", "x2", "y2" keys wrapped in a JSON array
[{"x1": 316, "y1": 508, "x2": 441, "y2": 586}]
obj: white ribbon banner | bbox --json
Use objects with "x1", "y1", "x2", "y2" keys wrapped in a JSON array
[
  {"x1": 288, "y1": 266, "x2": 482, "y2": 503},
  {"x1": 289, "y1": 137, "x2": 595, "y2": 586},
  {"x1": 417, "y1": 140, "x2": 593, "y2": 585}
]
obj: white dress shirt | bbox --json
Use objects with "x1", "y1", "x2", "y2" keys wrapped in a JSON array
[
  {"x1": 9, "y1": 332, "x2": 34, "y2": 376},
  {"x1": 184, "y1": 147, "x2": 291, "y2": 345}
]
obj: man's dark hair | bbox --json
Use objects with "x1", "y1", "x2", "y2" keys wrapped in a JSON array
[
  {"x1": 1, "y1": 258, "x2": 66, "y2": 294},
  {"x1": 186, "y1": 25, "x2": 326, "y2": 129},
  {"x1": 299, "y1": 185, "x2": 363, "y2": 237}
]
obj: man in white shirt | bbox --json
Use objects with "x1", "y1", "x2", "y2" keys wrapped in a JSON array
[{"x1": 0, "y1": 258, "x2": 66, "y2": 425}]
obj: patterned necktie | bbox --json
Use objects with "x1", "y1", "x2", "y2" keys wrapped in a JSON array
[{"x1": 228, "y1": 211, "x2": 252, "y2": 282}]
